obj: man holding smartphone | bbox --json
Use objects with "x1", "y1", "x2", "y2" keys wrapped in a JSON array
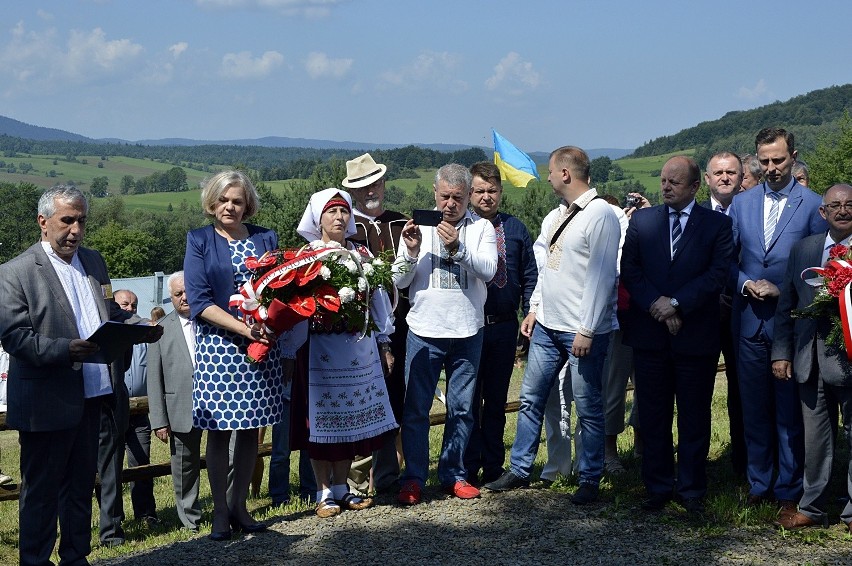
[{"x1": 392, "y1": 163, "x2": 497, "y2": 505}]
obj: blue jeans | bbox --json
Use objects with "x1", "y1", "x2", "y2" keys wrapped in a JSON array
[
  {"x1": 269, "y1": 400, "x2": 316, "y2": 504},
  {"x1": 401, "y1": 329, "x2": 483, "y2": 487},
  {"x1": 509, "y1": 324, "x2": 609, "y2": 486}
]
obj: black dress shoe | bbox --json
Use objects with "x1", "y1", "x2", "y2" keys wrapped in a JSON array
[
  {"x1": 679, "y1": 497, "x2": 705, "y2": 515},
  {"x1": 483, "y1": 470, "x2": 530, "y2": 492},
  {"x1": 208, "y1": 529, "x2": 232, "y2": 541},
  {"x1": 746, "y1": 494, "x2": 772, "y2": 507},
  {"x1": 230, "y1": 516, "x2": 267, "y2": 534},
  {"x1": 641, "y1": 493, "x2": 672, "y2": 511}
]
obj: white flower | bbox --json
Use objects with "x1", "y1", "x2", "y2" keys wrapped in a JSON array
[
  {"x1": 339, "y1": 287, "x2": 356, "y2": 303},
  {"x1": 320, "y1": 266, "x2": 331, "y2": 280},
  {"x1": 373, "y1": 258, "x2": 385, "y2": 266},
  {"x1": 358, "y1": 277, "x2": 367, "y2": 291},
  {"x1": 362, "y1": 263, "x2": 374, "y2": 276},
  {"x1": 344, "y1": 259, "x2": 358, "y2": 273}
]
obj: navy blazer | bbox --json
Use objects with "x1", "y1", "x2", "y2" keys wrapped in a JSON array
[
  {"x1": 184, "y1": 223, "x2": 278, "y2": 320},
  {"x1": 772, "y1": 232, "x2": 852, "y2": 386},
  {"x1": 729, "y1": 181, "x2": 826, "y2": 340},
  {"x1": 620, "y1": 203, "x2": 733, "y2": 356}
]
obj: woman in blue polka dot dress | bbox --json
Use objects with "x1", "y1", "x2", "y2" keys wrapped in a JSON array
[{"x1": 184, "y1": 171, "x2": 291, "y2": 540}]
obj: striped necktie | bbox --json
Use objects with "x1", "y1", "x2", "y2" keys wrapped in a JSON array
[
  {"x1": 671, "y1": 210, "x2": 683, "y2": 258},
  {"x1": 764, "y1": 191, "x2": 782, "y2": 245}
]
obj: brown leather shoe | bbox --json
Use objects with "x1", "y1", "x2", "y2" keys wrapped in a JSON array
[
  {"x1": 777, "y1": 499, "x2": 797, "y2": 517},
  {"x1": 775, "y1": 511, "x2": 826, "y2": 530}
]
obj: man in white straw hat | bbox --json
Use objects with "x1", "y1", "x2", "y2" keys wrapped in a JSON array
[{"x1": 343, "y1": 153, "x2": 410, "y2": 494}]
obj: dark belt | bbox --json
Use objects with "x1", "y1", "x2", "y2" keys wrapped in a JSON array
[{"x1": 485, "y1": 313, "x2": 516, "y2": 325}]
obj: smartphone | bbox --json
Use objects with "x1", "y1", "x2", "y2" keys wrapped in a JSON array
[{"x1": 412, "y1": 209, "x2": 444, "y2": 227}]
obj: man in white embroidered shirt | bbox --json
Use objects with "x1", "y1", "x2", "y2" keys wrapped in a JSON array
[
  {"x1": 392, "y1": 163, "x2": 497, "y2": 505},
  {"x1": 485, "y1": 146, "x2": 620, "y2": 505}
]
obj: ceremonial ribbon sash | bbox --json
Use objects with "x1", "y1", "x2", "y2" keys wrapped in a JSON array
[
  {"x1": 802, "y1": 258, "x2": 852, "y2": 360},
  {"x1": 228, "y1": 244, "x2": 378, "y2": 361}
]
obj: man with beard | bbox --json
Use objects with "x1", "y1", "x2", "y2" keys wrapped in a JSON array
[{"x1": 343, "y1": 153, "x2": 410, "y2": 493}]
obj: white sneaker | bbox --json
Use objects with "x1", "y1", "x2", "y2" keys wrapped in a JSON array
[{"x1": 0, "y1": 474, "x2": 13, "y2": 486}]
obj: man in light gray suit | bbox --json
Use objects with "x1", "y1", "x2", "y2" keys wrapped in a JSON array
[
  {"x1": 772, "y1": 183, "x2": 852, "y2": 533},
  {"x1": 147, "y1": 271, "x2": 203, "y2": 531},
  {"x1": 0, "y1": 185, "x2": 161, "y2": 566}
]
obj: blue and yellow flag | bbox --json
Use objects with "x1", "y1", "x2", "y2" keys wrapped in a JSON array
[{"x1": 492, "y1": 129, "x2": 540, "y2": 187}]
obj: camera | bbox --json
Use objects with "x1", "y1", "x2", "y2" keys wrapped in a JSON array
[{"x1": 625, "y1": 195, "x2": 642, "y2": 208}]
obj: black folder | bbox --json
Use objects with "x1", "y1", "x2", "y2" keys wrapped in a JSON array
[{"x1": 83, "y1": 321, "x2": 152, "y2": 364}]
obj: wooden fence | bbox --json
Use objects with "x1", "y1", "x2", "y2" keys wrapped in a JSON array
[{"x1": 0, "y1": 396, "x2": 523, "y2": 502}]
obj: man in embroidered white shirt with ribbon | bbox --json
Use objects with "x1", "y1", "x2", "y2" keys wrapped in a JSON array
[
  {"x1": 485, "y1": 146, "x2": 620, "y2": 505},
  {"x1": 392, "y1": 163, "x2": 497, "y2": 505}
]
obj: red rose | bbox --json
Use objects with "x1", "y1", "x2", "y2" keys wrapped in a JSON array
[{"x1": 829, "y1": 244, "x2": 850, "y2": 260}]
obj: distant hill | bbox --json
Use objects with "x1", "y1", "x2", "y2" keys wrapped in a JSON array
[
  {"x1": 0, "y1": 116, "x2": 92, "y2": 142},
  {"x1": 631, "y1": 83, "x2": 852, "y2": 161},
  {"x1": 0, "y1": 115, "x2": 629, "y2": 160}
]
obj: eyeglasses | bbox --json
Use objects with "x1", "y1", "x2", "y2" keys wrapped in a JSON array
[{"x1": 822, "y1": 202, "x2": 852, "y2": 212}]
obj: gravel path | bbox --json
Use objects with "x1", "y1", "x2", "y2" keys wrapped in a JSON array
[{"x1": 100, "y1": 487, "x2": 852, "y2": 565}]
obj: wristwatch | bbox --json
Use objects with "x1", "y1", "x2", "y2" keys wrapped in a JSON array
[{"x1": 670, "y1": 297, "x2": 680, "y2": 310}]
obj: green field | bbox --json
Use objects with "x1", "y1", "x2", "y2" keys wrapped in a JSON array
[{"x1": 0, "y1": 154, "x2": 210, "y2": 191}]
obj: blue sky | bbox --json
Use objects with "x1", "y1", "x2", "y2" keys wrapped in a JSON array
[{"x1": 2, "y1": 0, "x2": 851, "y2": 153}]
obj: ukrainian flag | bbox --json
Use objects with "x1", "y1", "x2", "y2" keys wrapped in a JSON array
[{"x1": 492, "y1": 129, "x2": 540, "y2": 187}]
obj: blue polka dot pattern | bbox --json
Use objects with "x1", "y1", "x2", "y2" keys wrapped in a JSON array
[{"x1": 192, "y1": 238, "x2": 285, "y2": 430}]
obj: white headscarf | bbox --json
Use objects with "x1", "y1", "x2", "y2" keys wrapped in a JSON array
[{"x1": 296, "y1": 188, "x2": 357, "y2": 243}]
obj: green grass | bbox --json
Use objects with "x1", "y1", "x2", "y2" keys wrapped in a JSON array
[
  {"x1": 0, "y1": 154, "x2": 210, "y2": 191},
  {"x1": 1, "y1": 363, "x2": 851, "y2": 563}
]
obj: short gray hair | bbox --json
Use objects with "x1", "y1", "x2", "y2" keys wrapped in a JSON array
[
  {"x1": 38, "y1": 184, "x2": 88, "y2": 218},
  {"x1": 200, "y1": 170, "x2": 260, "y2": 220},
  {"x1": 741, "y1": 154, "x2": 763, "y2": 179},
  {"x1": 435, "y1": 163, "x2": 473, "y2": 190},
  {"x1": 167, "y1": 271, "x2": 185, "y2": 292}
]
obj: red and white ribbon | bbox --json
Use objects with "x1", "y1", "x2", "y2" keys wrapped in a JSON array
[{"x1": 801, "y1": 259, "x2": 852, "y2": 360}]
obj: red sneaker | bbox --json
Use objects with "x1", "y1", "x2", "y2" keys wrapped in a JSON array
[
  {"x1": 444, "y1": 480, "x2": 480, "y2": 499},
  {"x1": 398, "y1": 481, "x2": 421, "y2": 505}
]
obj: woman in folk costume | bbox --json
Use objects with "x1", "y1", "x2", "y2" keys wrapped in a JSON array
[{"x1": 290, "y1": 188, "x2": 398, "y2": 517}]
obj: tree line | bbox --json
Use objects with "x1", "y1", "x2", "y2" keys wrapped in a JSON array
[{"x1": 631, "y1": 84, "x2": 852, "y2": 161}]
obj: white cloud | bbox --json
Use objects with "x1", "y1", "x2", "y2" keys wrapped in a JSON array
[
  {"x1": 65, "y1": 28, "x2": 144, "y2": 76},
  {"x1": 220, "y1": 50, "x2": 284, "y2": 78},
  {"x1": 36, "y1": 9, "x2": 53, "y2": 20},
  {"x1": 304, "y1": 51, "x2": 352, "y2": 79},
  {"x1": 485, "y1": 52, "x2": 540, "y2": 95},
  {"x1": 194, "y1": 0, "x2": 345, "y2": 18},
  {"x1": 0, "y1": 23, "x2": 143, "y2": 93},
  {"x1": 169, "y1": 42, "x2": 188, "y2": 59},
  {"x1": 737, "y1": 79, "x2": 768, "y2": 101},
  {"x1": 380, "y1": 51, "x2": 467, "y2": 93}
]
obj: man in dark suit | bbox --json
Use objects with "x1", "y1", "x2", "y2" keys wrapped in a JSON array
[
  {"x1": 147, "y1": 271, "x2": 204, "y2": 531},
  {"x1": 772, "y1": 183, "x2": 852, "y2": 533},
  {"x1": 0, "y1": 185, "x2": 161, "y2": 566},
  {"x1": 729, "y1": 127, "x2": 827, "y2": 509},
  {"x1": 621, "y1": 156, "x2": 733, "y2": 514},
  {"x1": 702, "y1": 151, "x2": 747, "y2": 476}
]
